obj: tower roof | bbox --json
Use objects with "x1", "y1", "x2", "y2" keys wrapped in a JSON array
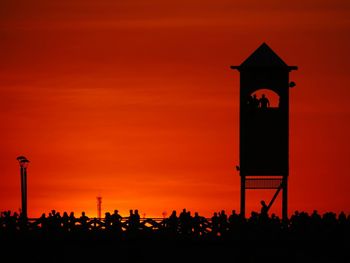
[{"x1": 231, "y1": 43, "x2": 297, "y2": 70}]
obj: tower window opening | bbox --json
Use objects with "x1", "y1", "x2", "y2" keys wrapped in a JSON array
[{"x1": 249, "y1": 89, "x2": 280, "y2": 109}]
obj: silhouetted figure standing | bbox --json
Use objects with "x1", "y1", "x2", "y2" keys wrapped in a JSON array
[
  {"x1": 134, "y1": 209, "x2": 140, "y2": 229},
  {"x1": 111, "y1": 210, "x2": 122, "y2": 233},
  {"x1": 259, "y1": 94, "x2": 270, "y2": 109},
  {"x1": 38, "y1": 213, "x2": 48, "y2": 234},
  {"x1": 211, "y1": 212, "x2": 219, "y2": 236},
  {"x1": 167, "y1": 210, "x2": 178, "y2": 235},
  {"x1": 104, "y1": 212, "x2": 112, "y2": 230},
  {"x1": 248, "y1": 94, "x2": 259, "y2": 110},
  {"x1": 47, "y1": 210, "x2": 61, "y2": 232},
  {"x1": 79, "y1": 211, "x2": 89, "y2": 231},
  {"x1": 68, "y1": 212, "x2": 76, "y2": 231},
  {"x1": 179, "y1": 209, "x2": 192, "y2": 235},
  {"x1": 62, "y1": 212, "x2": 69, "y2": 232},
  {"x1": 192, "y1": 212, "x2": 202, "y2": 236},
  {"x1": 219, "y1": 210, "x2": 228, "y2": 235},
  {"x1": 252, "y1": 94, "x2": 259, "y2": 109},
  {"x1": 112, "y1": 210, "x2": 122, "y2": 221},
  {"x1": 128, "y1": 209, "x2": 141, "y2": 234},
  {"x1": 228, "y1": 210, "x2": 244, "y2": 238},
  {"x1": 228, "y1": 210, "x2": 238, "y2": 225},
  {"x1": 260, "y1": 201, "x2": 268, "y2": 219},
  {"x1": 128, "y1": 210, "x2": 135, "y2": 230}
]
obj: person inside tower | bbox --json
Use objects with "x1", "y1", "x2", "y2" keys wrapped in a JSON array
[
  {"x1": 259, "y1": 94, "x2": 270, "y2": 109},
  {"x1": 248, "y1": 94, "x2": 259, "y2": 110}
]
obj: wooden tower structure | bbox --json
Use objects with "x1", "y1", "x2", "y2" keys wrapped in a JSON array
[{"x1": 231, "y1": 43, "x2": 297, "y2": 220}]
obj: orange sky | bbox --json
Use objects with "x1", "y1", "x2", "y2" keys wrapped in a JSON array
[{"x1": 1, "y1": 0, "x2": 349, "y2": 218}]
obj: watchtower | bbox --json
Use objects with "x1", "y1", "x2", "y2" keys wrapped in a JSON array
[{"x1": 231, "y1": 43, "x2": 297, "y2": 220}]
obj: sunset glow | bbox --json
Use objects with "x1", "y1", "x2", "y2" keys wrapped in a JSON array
[{"x1": 1, "y1": 0, "x2": 349, "y2": 218}]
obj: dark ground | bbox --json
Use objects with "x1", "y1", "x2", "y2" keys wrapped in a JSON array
[{"x1": 1, "y1": 238, "x2": 348, "y2": 263}]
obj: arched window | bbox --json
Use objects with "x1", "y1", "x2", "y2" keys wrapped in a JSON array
[{"x1": 251, "y1": 89, "x2": 280, "y2": 108}]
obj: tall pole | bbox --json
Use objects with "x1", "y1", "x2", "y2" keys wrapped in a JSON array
[
  {"x1": 17, "y1": 156, "x2": 29, "y2": 219},
  {"x1": 21, "y1": 167, "x2": 27, "y2": 219},
  {"x1": 97, "y1": 196, "x2": 102, "y2": 220}
]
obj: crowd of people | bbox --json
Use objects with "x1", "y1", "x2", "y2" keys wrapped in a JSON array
[{"x1": 1, "y1": 208, "x2": 349, "y2": 242}]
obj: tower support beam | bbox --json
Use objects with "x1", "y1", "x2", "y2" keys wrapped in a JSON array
[
  {"x1": 282, "y1": 176, "x2": 288, "y2": 221},
  {"x1": 240, "y1": 175, "x2": 246, "y2": 218}
]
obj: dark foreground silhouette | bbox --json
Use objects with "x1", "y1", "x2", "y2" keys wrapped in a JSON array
[{"x1": 1, "y1": 209, "x2": 349, "y2": 262}]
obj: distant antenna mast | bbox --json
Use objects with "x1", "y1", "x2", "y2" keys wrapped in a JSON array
[{"x1": 97, "y1": 196, "x2": 102, "y2": 219}]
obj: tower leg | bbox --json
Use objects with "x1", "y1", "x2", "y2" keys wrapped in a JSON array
[
  {"x1": 20, "y1": 167, "x2": 25, "y2": 218},
  {"x1": 21, "y1": 167, "x2": 27, "y2": 219},
  {"x1": 282, "y1": 176, "x2": 288, "y2": 222},
  {"x1": 240, "y1": 175, "x2": 246, "y2": 218}
]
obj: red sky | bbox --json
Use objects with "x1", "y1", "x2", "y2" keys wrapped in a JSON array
[{"x1": 1, "y1": 0, "x2": 349, "y2": 218}]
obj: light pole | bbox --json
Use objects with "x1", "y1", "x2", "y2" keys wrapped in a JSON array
[
  {"x1": 17, "y1": 156, "x2": 29, "y2": 219},
  {"x1": 97, "y1": 196, "x2": 102, "y2": 220}
]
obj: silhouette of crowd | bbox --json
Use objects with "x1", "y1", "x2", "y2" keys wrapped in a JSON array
[{"x1": 1, "y1": 209, "x2": 349, "y2": 242}]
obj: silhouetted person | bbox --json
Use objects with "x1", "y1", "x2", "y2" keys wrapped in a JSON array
[
  {"x1": 179, "y1": 209, "x2": 192, "y2": 235},
  {"x1": 111, "y1": 210, "x2": 122, "y2": 223},
  {"x1": 62, "y1": 212, "x2": 69, "y2": 232},
  {"x1": 259, "y1": 94, "x2": 270, "y2": 109},
  {"x1": 38, "y1": 213, "x2": 48, "y2": 233},
  {"x1": 128, "y1": 209, "x2": 141, "y2": 233},
  {"x1": 104, "y1": 212, "x2": 112, "y2": 230},
  {"x1": 260, "y1": 200, "x2": 268, "y2": 219},
  {"x1": 211, "y1": 212, "x2": 219, "y2": 236},
  {"x1": 228, "y1": 210, "x2": 238, "y2": 224},
  {"x1": 338, "y1": 211, "x2": 347, "y2": 225},
  {"x1": 79, "y1": 211, "x2": 89, "y2": 231},
  {"x1": 68, "y1": 212, "x2": 76, "y2": 231},
  {"x1": 228, "y1": 209, "x2": 244, "y2": 238},
  {"x1": 252, "y1": 94, "x2": 259, "y2": 109},
  {"x1": 219, "y1": 210, "x2": 228, "y2": 235},
  {"x1": 47, "y1": 210, "x2": 61, "y2": 232},
  {"x1": 3, "y1": 211, "x2": 18, "y2": 234},
  {"x1": 248, "y1": 94, "x2": 259, "y2": 110},
  {"x1": 167, "y1": 210, "x2": 178, "y2": 234},
  {"x1": 128, "y1": 210, "x2": 134, "y2": 230},
  {"x1": 134, "y1": 209, "x2": 140, "y2": 229},
  {"x1": 111, "y1": 209, "x2": 122, "y2": 232},
  {"x1": 112, "y1": 210, "x2": 122, "y2": 221},
  {"x1": 192, "y1": 212, "x2": 202, "y2": 236}
]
